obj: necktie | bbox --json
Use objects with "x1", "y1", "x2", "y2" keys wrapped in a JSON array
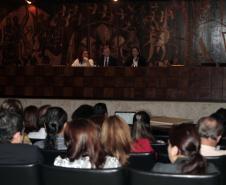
[{"x1": 104, "y1": 57, "x2": 108, "y2": 67}]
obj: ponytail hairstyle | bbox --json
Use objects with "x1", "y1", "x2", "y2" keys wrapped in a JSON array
[
  {"x1": 169, "y1": 123, "x2": 206, "y2": 174},
  {"x1": 44, "y1": 107, "x2": 67, "y2": 149},
  {"x1": 131, "y1": 111, "x2": 154, "y2": 142}
]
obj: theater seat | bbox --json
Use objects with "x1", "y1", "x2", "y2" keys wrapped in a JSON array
[
  {"x1": 128, "y1": 168, "x2": 221, "y2": 185},
  {"x1": 41, "y1": 149, "x2": 67, "y2": 165},
  {"x1": 0, "y1": 164, "x2": 40, "y2": 185},
  {"x1": 152, "y1": 143, "x2": 168, "y2": 154},
  {"x1": 128, "y1": 153, "x2": 156, "y2": 171},
  {"x1": 207, "y1": 155, "x2": 226, "y2": 185},
  {"x1": 41, "y1": 165, "x2": 126, "y2": 185}
]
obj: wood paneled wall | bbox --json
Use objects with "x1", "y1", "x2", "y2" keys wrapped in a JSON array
[{"x1": 0, "y1": 66, "x2": 225, "y2": 101}]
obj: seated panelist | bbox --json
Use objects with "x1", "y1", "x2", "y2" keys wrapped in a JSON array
[
  {"x1": 125, "y1": 47, "x2": 147, "y2": 67},
  {"x1": 97, "y1": 46, "x2": 118, "y2": 67},
  {"x1": 71, "y1": 50, "x2": 94, "y2": 67}
]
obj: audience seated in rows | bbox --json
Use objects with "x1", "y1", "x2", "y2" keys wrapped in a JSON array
[
  {"x1": 131, "y1": 111, "x2": 154, "y2": 153},
  {"x1": 0, "y1": 110, "x2": 43, "y2": 164},
  {"x1": 197, "y1": 116, "x2": 226, "y2": 156},
  {"x1": 35, "y1": 107, "x2": 67, "y2": 150},
  {"x1": 152, "y1": 123, "x2": 217, "y2": 174},
  {"x1": 28, "y1": 105, "x2": 50, "y2": 140}
]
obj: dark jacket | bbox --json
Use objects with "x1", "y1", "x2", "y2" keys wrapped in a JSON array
[
  {"x1": 97, "y1": 55, "x2": 118, "y2": 67},
  {"x1": 152, "y1": 157, "x2": 217, "y2": 174},
  {"x1": 124, "y1": 56, "x2": 147, "y2": 67},
  {"x1": 0, "y1": 144, "x2": 43, "y2": 164}
]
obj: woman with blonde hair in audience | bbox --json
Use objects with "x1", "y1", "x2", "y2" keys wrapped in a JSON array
[
  {"x1": 54, "y1": 119, "x2": 104, "y2": 168},
  {"x1": 101, "y1": 115, "x2": 132, "y2": 168}
]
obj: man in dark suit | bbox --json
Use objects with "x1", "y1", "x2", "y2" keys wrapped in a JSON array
[
  {"x1": 0, "y1": 111, "x2": 43, "y2": 164},
  {"x1": 97, "y1": 46, "x2": 118, "y2": 67}
]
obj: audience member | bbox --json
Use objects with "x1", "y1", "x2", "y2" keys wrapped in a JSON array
[
  {"x1": 125, "y1": 47, "x2": 147, "y2": 67},
  {"x1": 131, "y1": 111, "x2": 154, "y2": 153},
  {"x1": 97, "y1": 46, "x2": 118, "y2": 67},
  {"x1": 198, "y1": 116, "x2": 226, "y2": 156},
  {"x1": 0, "y1": 98, "x2": 23, "y2": 116},
  {"x1": 0, "y1": 110, "x2": 43, "y2": 164},
  {"x1": 210, "y1": 108, "x2": 226, "y2": 137},
  {"x1": 152, "y1": 123, "x2": 211, "y2": 174},
  {"x1": 35, "y1": 107, "x2": 67, "y2": 150},
  {"x1": 71, "y1": 49, "x2": 94, "y2": 67},
  {"x1": 71, "y1": 104, "x2": 94, "y2": 120},
  {"x1": 93, "y1": 103, "x2": 108, "y2": 117},
  {"x1": 90, "y1": 115, "x2": 105, "y2": 130},
  {"x1": 101, "y1": 115, "x2": 132, "y2": 168},
  {"x1": 54, "y1": 119, "x2": 104, "y2": 169},
  {"x1": 28, "y1": 105, "x2": 50, "y2": 140},
  {"x1": 23, "y1": 105, "x2": 38, "y2": 144}
]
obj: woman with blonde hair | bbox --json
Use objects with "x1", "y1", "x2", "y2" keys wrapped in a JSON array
[{"x1": 101, "y1": 115, "x2": 132, "y2": 168}]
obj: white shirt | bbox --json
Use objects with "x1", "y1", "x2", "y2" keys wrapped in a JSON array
[
  {"x1": 71, "y1": 58, "x2": 94, "y2": 67},
  {"x1": 28, "y1": 128, "x2": 47, "y2": 139},
  {"x1": 103, "y1": 156, "x2": 121, "y2": 168},
  {"x1": 54, "y1": 156, "x2": 93, "y2": 168},
  {"x1": 132, "y1": 58, "x2": 138, "y2": 67},
  {"x1": 200, "y1": 144, "x2": 226, "y2": 156}
]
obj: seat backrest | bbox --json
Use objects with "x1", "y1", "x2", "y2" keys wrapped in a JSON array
[
  {"x1": 0, "y1": 164, "x2": 40, "y2": 185},
  {"x1": 152, "y1": 143, "x2": 167, "y2": 153},
  {"x1": 128, "y1": 152, "x2": 156, "y2": 171},
  {"x1": 41, "y1": 149, "x2": 67, "y2": 165},
  {"x1": 41, "y1": 165, "x2": 126, "y2": 185},
  {"x1": 207, "y1": 155, "x2": 226, "y2": 185},
  {"x1": 128, "y1": 168, "x2": 221, "y2": 185}
]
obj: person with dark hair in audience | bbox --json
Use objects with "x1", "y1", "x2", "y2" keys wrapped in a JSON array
[
  {"x1": 131, "y1": 111, "x2": 154, "y2": 153},
  {"x1": 0, "y1": 110, "x2": 43, "y2": 164},
  {"x1": 93, "y1": 103, "x2": 108, "y2": 117},
  {"x1": 101, "y1": 115, "x2": 132, "y2": 168},
  {"x1": 125, "y1": 47, "x2": 147, "y2": 67},
  {"x1": 71, "y1": 104, "x2": 94, "y2": 120},
  {"x1": 35, "y1": 107, "x2": 67, "y2": 150},
  {"x1": 23, "y1": 105, "x2": 39, "y2": 144},
  {"x1": 198, "y1": 116, "x2": 226, "y2": 156},
  {"x1": 97, "y1": 46, "x2": 118, "y2": 67},
  {"x1": 28, "y1": 105, "x2": 50, "y2": 140},
  {"x1": 54, "y1": 119, "x2": 105, "y2": 168},
  {"x1": 0, "y1": 98, "x2": 23, "y2": 116},
  {"x1": 152, "y1": 123, "x2": 215, "y2": 174},
  {"x1": 210, "y1": 108, "x2": 226, "y2": 137}
]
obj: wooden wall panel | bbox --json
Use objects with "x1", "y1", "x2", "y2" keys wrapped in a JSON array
[{"x1": 0, "y1": 66, "x2": 225, "y2": 102}]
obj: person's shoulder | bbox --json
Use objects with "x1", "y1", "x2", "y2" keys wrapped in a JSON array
[
  {"x1": 152, "y1": 162, "x2": 177, "y2": 173},
  {"x1": 103, "y1": 156, "x2": 121, "y2": 168},
  {"x1": 206, "y1": 162, "x2": 220, "y2": 174}
]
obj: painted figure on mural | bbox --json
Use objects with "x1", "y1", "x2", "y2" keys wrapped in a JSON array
[
  {"x1": 0, "y1": 1, "x2": 186, "y2": 66},
  {"x1": 143, "y1": 5, "x2": 174, "y2": 66}
]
